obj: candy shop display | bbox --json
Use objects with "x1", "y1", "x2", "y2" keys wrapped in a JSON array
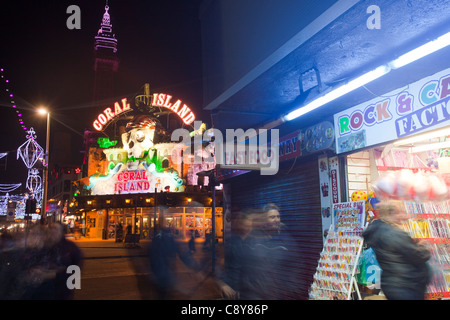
[
  {"x1": 309, "y1": 230, "x2": 364, "y2": 300},
  {"x1": 374, "y1": 170, "x2": 449, "y2": 202},
  {"x1": 401, "y1": 200, "x2": 450, "y2": 299}
]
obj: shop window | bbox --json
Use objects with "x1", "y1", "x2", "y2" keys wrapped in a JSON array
[{"x1": 346, "y1": 128, "x2": 450, "y2": 299}]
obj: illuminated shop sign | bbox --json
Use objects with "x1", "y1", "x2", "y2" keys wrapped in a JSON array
[
  {"x1": 93, "y1": 93, "x2": 196, "y2": 131},
  {"x1": 85, "y1": 149, "x2": 185, "y2": 195},
  {"x1": 151, "y1": 93, "x2": 196, "y2": 125},
  {"x1": 93, "y1": 98, "x2": 131, "y2": 131},
  {"x1": 85, "y1": 86, "x2": 205, "y2": 195},
  {"x1": 334, "y1": 67, "x2": 450, "y2": 153},
  {"x1": 84, "y1": 112, "x2": 196, "y2": 195},
  {"x1": 114, "y1": 170, "x2": 150, "y2": 193}
]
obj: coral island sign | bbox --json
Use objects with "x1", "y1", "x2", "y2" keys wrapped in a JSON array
[
  {"x1": 93, "y1": 98, "x2": 132, "y2": 131},
  {"x1": 93, "y1": 93, "x2": 196, "y2": 131}
]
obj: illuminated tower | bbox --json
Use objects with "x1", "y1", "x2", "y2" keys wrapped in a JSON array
[
  {"x1": 93, "y1": 4, "x2": 119, "y2": 106},
  {"x1": 83, "y1": 3, "x2": 119, "y2": 169}
]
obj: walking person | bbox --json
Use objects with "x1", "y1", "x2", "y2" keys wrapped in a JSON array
[
  {"x1": 149, "y1": 216, "x2": 201, "y2": 299},
  {"x1": 250, "y1": 203, "x2": 296, "y2": 299},
  {"x1": 116, "y1": 222, "x2": 123, "y2": 242},
  {"x1": 215, "y1": 209, "x2": 258, "y2": 300},
  {"x1": 363, "y1": 200, "x2": 431, "y2": 300},
  {"x1": 188, "y1": 230, "x2": 196, "y2": 254}
]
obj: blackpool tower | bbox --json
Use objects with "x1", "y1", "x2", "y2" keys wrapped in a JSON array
[{"x1": 93, "y1": 3, "x2": 119, "y2": 107}]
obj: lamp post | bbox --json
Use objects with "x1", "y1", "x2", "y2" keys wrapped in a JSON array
[{"x1": 38, "y1": 108, "x2": 50, "y2": 225}]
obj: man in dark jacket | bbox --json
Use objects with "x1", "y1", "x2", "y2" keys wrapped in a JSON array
[{"x1": 363, "y1": 201, "x2": 431, "y2": 300}]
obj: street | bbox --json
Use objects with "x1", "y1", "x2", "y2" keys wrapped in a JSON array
[{"x1": 72, "y1": 238, "x2": 223, "y2": 300}]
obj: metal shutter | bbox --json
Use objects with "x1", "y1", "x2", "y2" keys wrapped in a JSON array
[{"x1": 227, "y1": 157, "x2": 322, "y2": 300}]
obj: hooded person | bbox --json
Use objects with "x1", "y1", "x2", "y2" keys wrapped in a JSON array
[{"x1": 362, "y1": 201, "x2": 431, "y2": 300}]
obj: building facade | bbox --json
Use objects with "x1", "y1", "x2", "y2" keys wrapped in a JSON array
[{"x1": 200, "y1": 0, "x2": 450, "y2": 299}]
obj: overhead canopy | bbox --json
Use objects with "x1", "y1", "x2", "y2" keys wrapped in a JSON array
[{"x1": 203, "y1": 0, "x2": 450, "y2": 134}]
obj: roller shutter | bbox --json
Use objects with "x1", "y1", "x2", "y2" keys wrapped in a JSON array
[{"x1": 227, "y1": 157, "x2": 322, "y2": 300}]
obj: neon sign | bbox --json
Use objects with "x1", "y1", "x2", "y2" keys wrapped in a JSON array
[
  {"x1": 92, "y1": 93, "x2": 196, "y2": 131},
  {"x1": 151, "y1": 93, "x2": 196, "y2": 125},
  {"x1": 93, "y1": 98, "x2": 131, "y2": 131},
  {"x1": 114, "y1": 170, "x2": 150, "y2": 193}
]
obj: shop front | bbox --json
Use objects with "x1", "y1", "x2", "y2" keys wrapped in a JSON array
[
  {"x1": 216, "y1": 120, "x2": 337, "y2": 299},
  {"x1": 83, "y1": 203, "x2": 223, "y2": 241},
  {"x1": 334, "y1": 67, "x2": 450, "y2": 299},
  {"x1": 74, "y1": 84, "x2": 223, "y2": 240}
]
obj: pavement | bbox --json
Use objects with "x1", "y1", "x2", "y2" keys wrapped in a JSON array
[{"x1": 71, "y1": 236, "x2": 224, "y2": 300}]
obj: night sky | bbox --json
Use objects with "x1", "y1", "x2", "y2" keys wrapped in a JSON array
[{"x1": 0, "y1": 0, "x2": 204, "y2": 187}]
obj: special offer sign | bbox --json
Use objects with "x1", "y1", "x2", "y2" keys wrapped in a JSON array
[
  {"x1": 332, "y1": 200, "x2": 365, "y2": 232},
  {"x1": 334, "y1": 67, "x2": 450, "y2": 154}
]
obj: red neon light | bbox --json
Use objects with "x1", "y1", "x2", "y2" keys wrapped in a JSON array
[
  {"x1": 151, "y1": 93, "x2": 195, "y2": 125},
  {"x1": 92, "y1": 93, "x2": 196, "y2": 131},
  {"x1": 93, "y1": 98, "x2": 131, "y2": 131}
]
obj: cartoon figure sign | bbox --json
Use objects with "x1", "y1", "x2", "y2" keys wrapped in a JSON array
[{"x1": 84, "y1": 115, "x2": 185, "y2": 195}]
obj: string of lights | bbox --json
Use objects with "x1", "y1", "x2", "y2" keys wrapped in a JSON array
[
  {"x1": 0, "y1": 67, "x2": 29, "y2": 133},
  {"x1": 0, "y1": 183, "x2": 22, "y2": 193}
]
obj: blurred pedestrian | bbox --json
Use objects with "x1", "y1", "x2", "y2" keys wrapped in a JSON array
[
  {"x1": 116, "y1": 222, "x2": 123, "y2": 242},
  {"x1": 250, "y1": 203, "x2": 296, "y2": 299},
  {"x1": 20, "y1": 225, "x2": 59, "y2": 299},
  {"x1": 188, "y1": 230, "x2": 196, "y2": 254},
  {"x1": 73, "y1": 220, "x2": 81, "y2": 240},
  {"x1": 363, "y1": 200, "x2": 431, "y2": 300},
  {"x1": 261, "y1": 203, "x2": 282, "y2": 236},
  {"x1": 16, "y1": 223, "x2": 83, "y2": 300},
  {"x1": 149, "y1": 216, "x2": 201, "y2": 299},
  {"x1": 48, "y1": 222, "x2": 83, "y2": 299},
  {"x1": 0, "y1": 231, "x2": 26, "y2": 299},
  {"x1": 216, "y1": 209, "x2": 258, "y2": 300}
]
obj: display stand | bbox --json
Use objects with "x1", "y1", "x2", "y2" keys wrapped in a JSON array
[
  {"x1": 401, "y1": 199, "x2": 450, "y2": 300},
  {"x1": 309, "y1": 200, "x2": 366, "y2": 300}
]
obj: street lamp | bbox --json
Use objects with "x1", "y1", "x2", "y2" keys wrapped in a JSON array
[{"x1": 38, "y1": 108, "x2": 50, "y2": 225}]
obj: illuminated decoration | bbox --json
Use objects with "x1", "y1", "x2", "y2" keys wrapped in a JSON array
[
  {"x1": 84, "y1": 115, "x2": 187, "y2": 195},
  {"x1": 0, "y1": 193, "x2": 27, "y2": 218},
  {"x1": 92, "y1": 88, "x2": 196, "y2": 131},
  {"x1": 93, "y1": 98, "x2": 132, "y2": 131},
  {"x1": 17, "y1": 128, "x2": 44, "y2": 201},
  {"x1": 26, "y1": 168, "x2": 43, "y2": 203},
  {"x1": 135, "y1": 83, "x2": 155, "y2": 113},
  {"x1": 190, "y1": 123, "x2": 207, "y2": 137},
  {"x1": 17, "y1": 128, "x2": 44, "y2": 168},
  {"x1": 85, "y1": 83, "x2": 211, "y2": 195},
  {"x1": 1, "y1": 67, "x2": 29, "y2": 132},
  {"x1": 134, "y1": 83, "x2": 196, "y2": 125},
  {"x1": 94, "y1": 5, "x2": 117, "y2": 53},
  {"x1": 97, "y1": 137, "x2": 118, "y2": 148},
  {"x1": 151, "y1": 93, "x2": 195, "y2": 125},
  {"x1": 0, "y1": 184, "x2": 22, "y2": 193}
]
